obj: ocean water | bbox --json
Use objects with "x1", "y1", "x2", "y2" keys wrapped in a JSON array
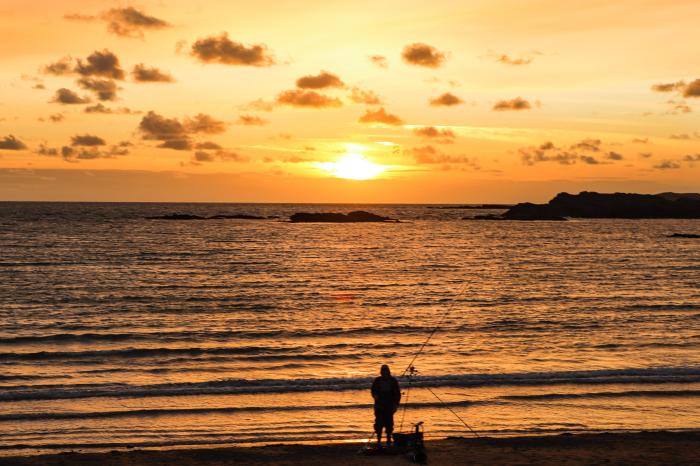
[{"x1": 1, "y1": 202, "x2": 699, "y2": 456}]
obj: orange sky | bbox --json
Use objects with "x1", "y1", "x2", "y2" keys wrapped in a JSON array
[{"x1": 0, "y1": 0, "x2": 699, "y2": 202}]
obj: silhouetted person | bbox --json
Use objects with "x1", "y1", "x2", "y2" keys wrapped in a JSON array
[{"x1": 371, "y1": 364, "x2": 401, "y2": 447}]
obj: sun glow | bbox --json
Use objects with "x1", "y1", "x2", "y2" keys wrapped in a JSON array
[{"x1": 315, "y1": 154, "x2": 386, "y2": 180}]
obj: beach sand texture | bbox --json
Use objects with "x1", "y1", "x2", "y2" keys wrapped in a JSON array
[{"x1": 2, "y1": 432, "x2": 699, "y2": 466}]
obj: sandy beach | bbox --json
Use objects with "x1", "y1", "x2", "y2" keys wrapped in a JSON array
[{"x1": 2, "y1": 431, "x2": 699, "y2": 466}]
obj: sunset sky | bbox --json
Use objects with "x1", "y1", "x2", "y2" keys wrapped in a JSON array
[{"x1": 1, "y1": 0, "x2": 699, "y2": 202}]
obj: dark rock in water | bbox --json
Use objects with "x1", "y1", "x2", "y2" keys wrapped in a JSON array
[
  {"x1": 209, "y1": 214, "x2": 266, "y2": 220},
  {"x1": 146, "y1": 213, "x2": 206, "y2": 220},
  {"x1": 470, "y1": 191, "x2": 700, "y2": 220},
  {"x1": 467, "y1": 212, "x2": 566, "y2": 221},
  {"x1": 668, "y1": 233, "x2": 700, "y2": 238},
  {"x1": 289, "y1": 211, "x2": 396, "y2": 223},
  {"x1": 431, "y1": 204, "x2": 513, "y2": 210}
]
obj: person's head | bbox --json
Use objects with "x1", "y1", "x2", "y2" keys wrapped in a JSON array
[{"x1": 380, "y1": 364, "x2": 391, "y2": 377}]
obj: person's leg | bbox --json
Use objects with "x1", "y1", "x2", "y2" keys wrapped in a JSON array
[
  {"x1": 374, "y1": 408, "x2": 383, "y2": 446},
  {"x1": 385, "y1": 411, "x2": 394, "y2": 445}
]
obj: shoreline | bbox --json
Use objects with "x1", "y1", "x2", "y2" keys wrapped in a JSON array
[{"x1": 2, "y1": 431, "x2": 699, "y2": 465}]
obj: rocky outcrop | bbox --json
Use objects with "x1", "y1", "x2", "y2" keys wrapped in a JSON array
[
  {"x1": 289, "y1": 211, "x2": 397, "y2": 223},
  {"x1": 467, "y1": 191, "x2": 700, "y2": 220}
]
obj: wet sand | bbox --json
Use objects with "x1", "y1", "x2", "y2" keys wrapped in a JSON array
[{"x1": 2, "y1": 431, "x2": 699, "y2": 466}]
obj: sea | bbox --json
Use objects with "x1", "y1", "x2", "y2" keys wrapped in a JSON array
[{"x1": 1, "y1": 202, "x2": 699, "y2": 456}]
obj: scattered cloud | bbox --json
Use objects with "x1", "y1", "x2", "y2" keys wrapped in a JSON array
[
  {"x1": 407, "y1": 145, "x2": 479, "y2": 169},
  {"x1": 191, "y1": 33, "x2": 275, "y2": 66},
  {"x1": 402, "y1": 43, "x2": 447, "y2": 68},
  {"x1": 358, "y1": 107, "x2": 404, "y2": 126},
  {"x1": 276, "y1": 89, "x2": 342, "y2": 108},
  {"x1": 75, "y1": 50, "x2": 125, "y2": 80},
  {"x1": 669, "y1": 132, "x2": 700, "y2": 140},
  {"x1": 195, "y1": 141, "x2": 223, "y2": 150},
  {"x1": 651, "y1": 81, "x2": 685, "y2": 93},
  {"x1": 103, "y1": 7, "x2": 170, "y2": 38},
  {"x1": 429, "y1": 92, "x2": 464, "y2": 107},
  {"x1": 0, "y1": 135, "x2": 27, "y2": 150},
  {"x1": 131, "y1": 64, "x2": 174, "y2": 83},
  {"x1": 32, "y1": 83, "x2": 46, "y2": 90},
  {"x1": 492, "y1": 53, "x2": 534, "y2": 66},
  {"x1": 653, "y1": 160, "x2": 681, "y2": 170},
  {"x1": 38, "y1": 113, "x2": 65, "y2": 123},
  {"x1": 183, "y1": 114, "x2": 227, "y2": 134},
  {"x1": 683, "y1": 79, "x2": 700, "y2": 98},
  {"x1": 192, "y1": 149, "x2": 248, "y2": 164},
  {"x1": 683, "y1": 154, "x2": 700, "y2": 162},
  {"x1": 51, "y1": 88, "x2": 91, "y2": 105},
  {"x1": 77, "y1": 77, "x2": 118, "y2": 101},
  {"x1": 519, "y1": 140, "x2": 623, "y2": 166},
  {"x1": 571, "y1": 138, "x2": 602, "y2": 152},
  {"x1": 369, "y1": 55, "x2": 388, "y2": 68},
  {"x1": 631, "y1": 138, "x2": 649, "y2": 144},
  {"x1": 241, "y1": 98, "x2": 275, "y2": 112},
  {"x1": 493, "y1": 97, "x2": 532, "y2": 111},
  {"x1": 348, "y1": 87, "x2": 382, "y2": 105},
  {"x1": 237, "y1": 115, "x2": 268, "y2": 126},
  {"x1": 651, "y1": 78, "x2": 700, "y2": 101},
  {"x1": 296, "y1": 71, "x2": 344, "y2": 89},
  {"x1": 42, "y1": 57, "x2": 73, "y2": 76},
  {"x1": 66, "y1": 7, "x2": 170, "y2": 38},
  {"x1": 639, "y1": 152, "x2": 653, "y2": 159},
  {"x1": 413, "y1": 126, "x2": 456, "y2": 144},
  {"x1": 71, "y1": 134, "x2": 106, "y2": 146},
  {"x1": 138, "y1": 111, "x2": 226, "y2": 150},
  {"x1": 666, "y1": 100, "x2": 691, "y2": 114},
  {"x1": 84, "y1": 103, "x2": 138, "y2": 114}
]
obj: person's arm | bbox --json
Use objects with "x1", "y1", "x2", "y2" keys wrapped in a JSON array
[
  {"x1": 371, "y1": 377, "x2": 378, "y2": 400},
  {"x1": 392, "y1": 378, "x2": 401, "y2": 407}
]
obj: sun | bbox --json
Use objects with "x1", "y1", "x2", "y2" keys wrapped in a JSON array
[{"x1": 315, "y1": 154, "x2": 386, "y2": 180}]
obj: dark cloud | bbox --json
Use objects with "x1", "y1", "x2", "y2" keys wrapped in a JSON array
[
  {"x1": 192, "y1": 149, "x2": 247, "y2": 164},
  {"x1": 348, "y1": 87, "x2": 382, "y2": 105},
  {"x1": 669, "y1": 133, "x2": 700, "y2": 140},
  {"x1": 158, "y1": 139, "x2": 193, "y2": 151},
  {"x1": 571, "y1": 138, "x2": 602, "y2": 152},
  {"x1": 103, "y1": 7, "x2": 170, "y2": 38},
  {"x1": 131, "y1": 64, "x2": 174, "y2": 83},
  {"x1": 413, "y1": 126, "x2": 456, "y2": 143},
  {"x1": 138, "y1": 111, "x2": 226, "y2": 150},
  {"x1": 77, "y1": 77, "x2": 118, "y2": 101},
  {"x1": 84, "y1": 103, "x2": 138, "y2": 114},
  {"x1": 654, "y1": 160, "x2": 681, "y2": 170},
  {"x1": 651, "y1": 81, "x2": 685, "y2": 92},
  {"x1": 75, "y1": 50, "x2": 125, "y2": 80},
  {"x1": 237, "y1": 115, "x2": 268, "y2": 126},
  {"x1": 639, "y1": 152, "x2": 653, "y2": 159},
  {"x1": 579, "y1": 155, "x2": 600, "y2": 164},
  {"x1": 32, "y1": 83, "x2": 46, "y2": 90},
  {"x1": 492, "y1": 97, "x2": 532, "y2": 111},
  {"x1": 139, "y1": 111, "x2": 187, "y2": 141},
  {"x1": 50, "y1": 113, "x2": 65, "y2": 123},
  {"x1": 71, "y1": 134, "x2": 106, "y2": 146},
  {"x1": 296, "y1": 71, "x2": 344, "y2": 89},
  {"x1": 42, "y1": 57, "x2": 73, "y2": 76},
  {"x1": 51, "y1": 88, "x2": 91, "y2": 105},
  {"x1": 191, "y1": 33, "x2": 275, "y2": 66},
  {"x1": 358, "y1": 107, "x2": 404, "y2": 125},
  {"x1": 369, "y1": 55, "x2": 388, "y2": 68},
  {"x1": 684, "y1": 79, "x2": 700, "y2": 98},
  {"x1": 0, "y1": 135, "x2": 27, "y2": 150},
  {"x1": 183, "y1": 114, "x2": 227, "y2": 134},
  {"x1": 631, "y1": 138, "x2": 649, "y2": 144},
  {"x1": 195, "y1": 141, "x2": 223, "y2": 150},
  {"x1": 520, "y1": 140, "x2": 620, "y2": 166},
  {"x1": 64, "y1": 14, "x2": 96, "y2": 22},
  {"x1": 276, "y1": 90, "x2": 342, "y2": 108},
  {"x1": 683, "y1": 154, "x2": 700, "y2": 162},
  {"x1": 401, "y1": 43, "x2": 447, "y2": 68},
  {"x1": 429, "y1": 92, "x2": 464, "y2": 107},
  {"x1": 36, "y1": 143, "x2": 59, "y2": 156}
]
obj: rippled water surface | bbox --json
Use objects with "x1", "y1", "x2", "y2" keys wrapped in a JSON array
[{"x1": 1, "y1": 202, "x2": 699, "y2": 455}]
